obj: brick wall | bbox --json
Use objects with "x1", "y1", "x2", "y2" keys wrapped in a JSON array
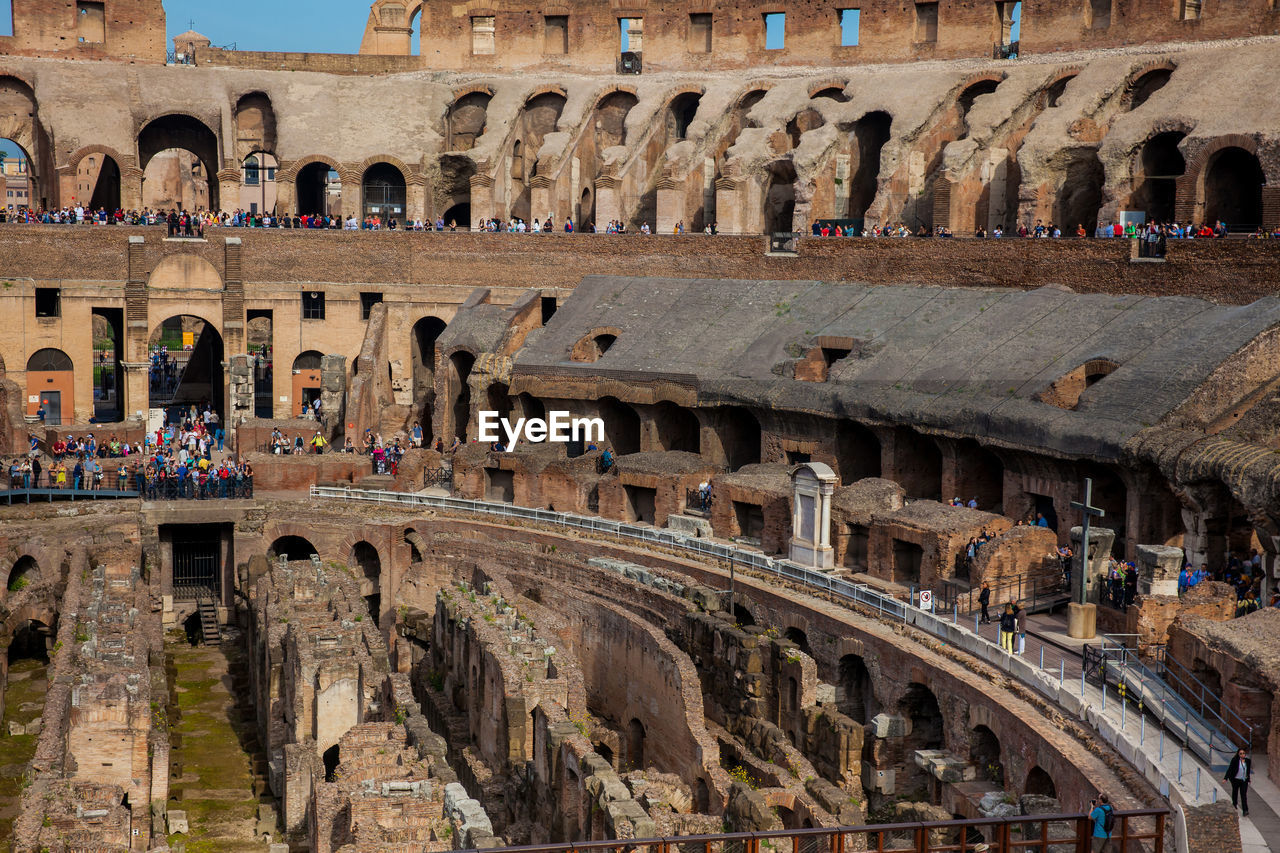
[{"x1": 3, "y1": 227, "x2": 1280, "y2": 305}]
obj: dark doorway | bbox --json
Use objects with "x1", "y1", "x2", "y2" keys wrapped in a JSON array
[
  {"x1": 91, "y1": 307, "x2": 123, "y2": 422},
  {"x1": 598, "y1": 396, "x2": 641, "y2": 455},
  {"x1": 296, "y1": 162, "x2": 340, "y2": 217},
  {"x1": 837, "y1": 653, "x2": 877, "y2": 724},
  {"x1": 1203, "y1": 147, "x2": 1265, "y2": 228},
  {"x1": 323, "y1": 744, "x2": 340, "y2": 782},
  {"x1": 764, "y1": 160, "x2": 797, "y2": 234},
  {"x1": 1025, "y1": 765, "x2": 1056, "y2": 798},
  {"x1": 893, "y1": 539, "x2": 923, "y2": 584},
  {"x1": 1055, "y1": 150, "x2": 1104, "y2": 234},
  {"x1": 7, "y1": 620, "x2": 51, "y2": 665},
  {"x1": 270, "y1": 535, "x2": 318, "y2": 561},
  {"x1": 1132, "y1": 132, "x2": 1185, "y2": 224},
  {"x1": 848, "y1": 112, "x2": 892, "y2": 222},
  {"x1": 627, "y1": 718, "x2": 646, "y2": 770},
  {"x1": 450, "y1": 351, "x2": 475, "y2": 442},
  {"x1": 171, "y1": 525, "x2": 222, "y2": 600},
  {"x1": 88, "y1": 155, "x2": 121, "y2": 211},
  {"x1": 836, "y1": 420, "x2": 881, "y2": 483},
  {"x1": 783, "y1": 626, "x2": 811, "y2": 656}
]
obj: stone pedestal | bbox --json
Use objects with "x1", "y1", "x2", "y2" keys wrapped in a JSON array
[
  {"x1": 1067, "y1": 601, "x2": 1097, "y2": 639},
  {"x1": 1136, "y1": 543, "x2": 1184, "y2": 596},
  {"x1": 1070, "y1": 525, "x2": 1115, "y2": 604}
]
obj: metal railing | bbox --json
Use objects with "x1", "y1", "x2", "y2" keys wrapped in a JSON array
[
  {"x1": 1086, "y1": 634, "x2": 1251, "y2": 768},
  {"x1": 309, "y1": 486, "x2": 1242, "y2": 790},
  {"x1": 423, "y1": 466, "x2": 453, "y2": 490},
  {"x1": 937, "y1": 573, "x2": 1067, "y2": 616},
  {"x1": 685, "y1": 487, "x2": 712, "y2": 515},
  {"x1": 453, "y1": 810, "x2": 1166, "y2": 853}
]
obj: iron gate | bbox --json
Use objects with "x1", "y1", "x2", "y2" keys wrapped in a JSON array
[{"x1": 173, "y1": 537, "x2": 220, "y2": 600}]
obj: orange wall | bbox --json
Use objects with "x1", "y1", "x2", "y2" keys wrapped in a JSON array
[{"x1": 26, "y1": 370, "x2": 75, "y2": 423}]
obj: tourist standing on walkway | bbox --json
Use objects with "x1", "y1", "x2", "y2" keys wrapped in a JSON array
[
  {"x1": 979, "y1": 582, "x2": 992, "y2": 624},
  {"x1": 1224, "y1": 748, "x2": 1251, "y2": 816},
  {"x1": 998, "y1": 604, "x2": 1016, "y2": 652},
  {"x1": 1015, "y1": 601, "x2": 1028, "y2": 654},
  {"x1": 1089, "y1": 795, "x2": 1114, "y2": 853}
]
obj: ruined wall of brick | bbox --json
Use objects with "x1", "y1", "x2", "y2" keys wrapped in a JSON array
[
  {"x1": 970, "y1": 524, "x2": 1061, "y2": 591},
  {"x1": 0, "y1": 0, "x2": 165, "y2": 62},
  {"x1": 364, "y1": 0, "x2": 1279, "y2": 71}
]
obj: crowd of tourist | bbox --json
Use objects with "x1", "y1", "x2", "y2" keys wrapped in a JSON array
[
  {"x1": 4, "y1": 401, "x2": 251, "y2": 498},
  {"x1": 1177, "y1": 551, "x2": 1278, "y2": 614},
  {"x1": 13, "y1": 202, "x2": 1279, "y2": 240}
]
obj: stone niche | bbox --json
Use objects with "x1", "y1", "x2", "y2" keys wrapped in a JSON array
[{"x1": 790, "y1": 462, "x2": 837, "y2": 569}]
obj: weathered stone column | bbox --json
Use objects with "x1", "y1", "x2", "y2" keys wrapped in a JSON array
[
  {"x1": 593, "y1": 173, "x2": 620, "y2": 228},
  {"x1": 469, "y1": 173, "x2": 494, "y2": 228},
  {"x1": 714, "y1": 176, "x2": 742, "y2": 235},
  {"x1": 217, "y1": 167, "x2": 242, "y2": 213},
  {"x1": 529, "y1": 175, "x2": 553, "y2": 222},
  {"x1": 1070, "y1": 525, "x2": 1115, "y2": 604},
  {"x1": 656, "y1": 174, "x2": 685, "y2": 234}
]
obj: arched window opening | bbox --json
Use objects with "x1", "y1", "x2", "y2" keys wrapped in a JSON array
[{"x1": 270, "y1": 535, "x2": 318, "y2": 561}]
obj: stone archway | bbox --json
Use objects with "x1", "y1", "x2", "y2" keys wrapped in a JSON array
[{"x1": 138, "y1": 113, "x2": 220, "y2": 211}]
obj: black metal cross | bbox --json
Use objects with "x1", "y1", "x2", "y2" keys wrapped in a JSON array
[{"x1": 1070, "y1": 477, "x2": 1106, "y2": 605}]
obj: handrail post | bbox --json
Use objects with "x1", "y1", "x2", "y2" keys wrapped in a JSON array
[
  {"x1": 1155, "y1": 811, "x2": 1166, "y2": 853},
  {"x1": 998, "y1": 818, "x2": 1011, "y2": 853}
]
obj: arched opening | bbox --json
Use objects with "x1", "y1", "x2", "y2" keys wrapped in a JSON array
[
  {"x1": 5, "y1": 555, "x2": 38, "y2": 596},
  {"x1": 594, "y1": 741, "x2": 615, "y2": 767},
  {"x1": 894, "y1": 428, "x2": 942, "y2": 501},
  {"x1": 322, "y1": 744, "x2": 340, "y2": 783},
  {"x1": 138, "y1": 114, "x2": 220, "y2": 210},
  {"x1": 449, "y1": 351, "x2": 475, "y2": 442},
  {"x1": 7, "y1": 619, "x2": 51, "y2": 665},
  {"x1": 786, "y1": 108, "x2": 825, "y2": 149},
  {"x1": 667, "y1": 92, "x2": 702, "y2": 141},
  {"x1": 1203, "y1": 147, "x2": 1265, "y2": 228},
  {"x1": 443, "y1": 202, "x2": 471, "y2": 229},
  {"x1": 1044, "y1": 75, "x2": 1075, "y2": 108},
  {"x1": 958, "y1": 79, "x2": 1001, "y2": 125},
  {"x1": 708, "y1": 406, "x2": 761, "y2": 471},
  {"x1": 626, "y1": 718, "x2": 646, "y2": 770},
  {"x1": 148, "y1": 316, "x2": 224, "y2": 418},
  {"x1": 837, "y1": 654, "x2": 877, "y2": 724},
  {"x1": 1054, "y1": 149, "x2": 1104, "y2": 235},
  {"x1": 233, "y1": 93, "x2": 276, "y2": 160},
  {"x1": 1132, "y1": 132, "x2": 1186, "y2": 224},
  {"x1": 783, "y1": 626, "x2": 811, "y2": 656},
  {"x1": 241, "y1": 151, "x2": 278, "y2": 215},
  {"x1": 25, "y1": 348, "x2": 74, "y2": 425},
  {"x1": 694, "y1": 778, "x2": 711, "y2": 813},
  {"x1": 411, "y1": 317, "x2": 447, "y2": 436},
  {"x1": 509, "y1": 92, "x2": 567, "y2": 221},
  {"x1": 486, "y1": 383, "x2": 514, "y2": 427},
  {"x1": 598, "y1": 396, "x2": 640, "y2": 455},
  {"x1": 848, "y1": 112, "x2": 891, "y2": 223},
  {"x1": 594, "y1": 90, "x2": 639, "y2": 150},
  {"x1": 292, "y1": 350, "x2": 323, "y2": 417},
  {"x1": 517, "y1": 393, "x2": 546, "y2": 423},
  {"x1": 899, "y1": 682, "x2": 944, "y2": 750},
  {"x1": 447, "y1": 91, "x2": 491, "y2": 151},
  {"x1": 578, "y1": 187, "x2": 593, "y2": 229},
  {"x1": 83, "y1": 153, "x2": 122, "y2": 212},
  {"x1": 954, "y1": 439, "x2": 1003, "y2": 513},
  {"x1": 836, "y1": 420, "x2": 881, "y2": 483},
  {"x1": 1025, "y1": 765, "x2": 1056, "y2": 798},
  {"x1": 970, "y1": 724, "x2": 1004, "y2": 786},
  {"x1": 0, "y1": 76, "x2": 47, "y2": 209},
  {"x1": 811, "y1": 86, "x2": 849, "y2": 103},
  {"x1": 1126, "y1": 68, "x2": 1173, "y2": 111},
  {"x1": 572, "y1": 331, "x2": 617, "y2": 362},
  {"x1": 94, "y1": 310, "x2": 125, "y2": 423},
  {"x1": 651, "y1": 401, "x2": 700, "y2": 454},
  {"x1": 351, "y1": 541, "x2": 381, "y2": 625},
  {"x1": 439, "y1": 154, "x2": 474, "y2": 229},
  {"x1": 733, "y1": 603, "x2": 755, "y2": 626},
  {"x1": 296, "y1": 162, "x2": 341, "y2": 217},
  {"x1": 362, "y1": 163, "x2": 406, "y2": 223},
  {"x1": 270, "y1": 535, "x2": 318, "y2": 561},
  {"x1": 763, "y1": 160, "x2": 797, "y2": 233}
]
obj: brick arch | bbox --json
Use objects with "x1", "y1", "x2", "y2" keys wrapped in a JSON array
[
  {"x1": 593, "y1": 83, "x2": 639, "y2": 104},
  {"x1": 956, "y1": 72, "x2": 1006, "y2": 94},
  {"x1": 358, "y1": 154, "x2": 414, "y2": 181},
  {"x1": 451, "y1": 83, "x2": 495, "y2": 101},
  {"x1": 0, "y1": 69, "x2": 37, "y2": 95},
  {"x1": 1124, "y1": 121, "x2": 1194, "y2": 183},
  {"x1": 524, "y1": 85, "x2": 568, "y2": 104},
  {"x1": 442, "y1": 343, "x2": 480, "y2": 361},
  {"x1": 63, "y1": 143, "x2": 132, "y2": 172},
  {"x1": 1117, "y1": 60, "x2": 1177, "y2": 109},
  {"x1": 335, "y1": 530, "x2": 383, "y2": 569},
  {"x1": 275, "y1": 154, "x2": 341, "y2": 182},
  {"x1": 1177, "y1": 134, "x2": 1266, "y2": 223},
  {"x1": 1, "y1": 546, "x2": 57, "y2": 598},
  {"x1": 807, "y1": 79, "x2": 849, "y2": 100},
  {"x1": 261, "y1": 521, "x2": 334, "y2": 563}
]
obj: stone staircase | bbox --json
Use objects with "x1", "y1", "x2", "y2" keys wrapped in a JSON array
[{"x1": 197, "y1": 600, "x2": 221, "y2": 646}]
